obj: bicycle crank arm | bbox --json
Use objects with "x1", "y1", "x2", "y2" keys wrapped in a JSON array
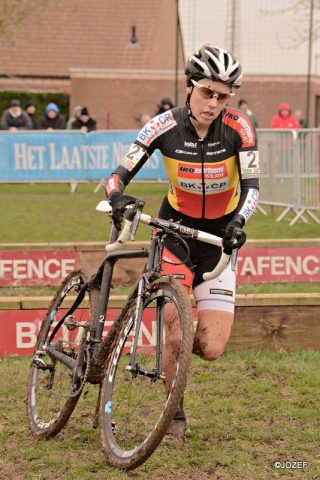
[
  {"x1": 47, "y1": 346, "x2": 76, "y2": 371},
  {"x1": 126, "y1": 365, "x2": 165, "y2": 381}
]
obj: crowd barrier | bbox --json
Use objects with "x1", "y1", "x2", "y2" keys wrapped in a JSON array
[
  {"x1": 258, "y1": 128, "x2": 320, "y2": 225},
  {"x1": 1, "y1": 128, "x2": 319, "y2": 224},
  {"x1": 0, "y1": 130, "x2": 165, "y2": 182}
]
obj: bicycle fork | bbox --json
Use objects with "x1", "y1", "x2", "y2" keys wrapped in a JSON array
[{"x1": 125, "y1": 276, "x2": 165, "y2": 382}]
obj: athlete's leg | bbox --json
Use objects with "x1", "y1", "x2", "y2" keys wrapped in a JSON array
[
  {"x1": 193, "y1": 310, "x2": 234, "y2": 360},
  {"x1": 161, "y1": 247, "x2": 194, "y2": 393},
  {"x1": 193, "y1": 262, "x2": 236, "y2": 360},
  {"x1": 160, "y1": 246, "x2": 194, "y2": 443}
]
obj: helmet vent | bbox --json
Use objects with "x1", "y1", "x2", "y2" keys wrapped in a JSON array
[
  {"x1": 223, "y1": 52, "x2": 229, "y2": 69},
  {"x1": 207, "y1": 57, "x2": 219, "y2": 74}
]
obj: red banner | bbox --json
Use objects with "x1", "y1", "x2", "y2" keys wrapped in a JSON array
[
  {"x1": 1, "y1": 247, "x2": 319, "y2": 286},
  {"x1": 237, "y1": 247, "x2": 320, "y2": 283},
  {"x1": 2, "y1": 246, "x2": 319, "y2": 358},
  {"x1": 0, "y1": 251, "x2": 79, "y2": 286},
  {"x1": 0, "y1": 308, "x2": 173, "y2": 358}
]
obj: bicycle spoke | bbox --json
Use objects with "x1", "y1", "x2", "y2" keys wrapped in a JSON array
[
  {"x1": 100, "y1": 277, "x2": 194, "y2": 470},
  {"x1": 27, "y1": 271, "x2": 91, "y2": 438}
]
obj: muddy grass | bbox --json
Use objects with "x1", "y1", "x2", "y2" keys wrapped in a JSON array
[{"x1": 1, "y1": 352, "x2": 320, "y2": 480}]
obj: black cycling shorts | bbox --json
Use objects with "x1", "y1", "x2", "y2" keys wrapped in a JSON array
[{"x1": 158, "y1": 196, "x2": 235, "y2": 289}]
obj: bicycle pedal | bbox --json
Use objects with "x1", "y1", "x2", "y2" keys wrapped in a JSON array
[
  {"x1": 32, "y1": 356, "x2": 52, "y2": 371},
  {"x1": 65, "y1": 315, "x2": 86, "y2": 331}
]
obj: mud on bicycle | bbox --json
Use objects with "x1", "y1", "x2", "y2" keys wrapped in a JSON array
[{"x1": 27, "y1": 198, "x2": 232, "y2": 470}]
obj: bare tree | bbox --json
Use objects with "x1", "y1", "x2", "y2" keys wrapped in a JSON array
[
  {"x1": 0, "y1": 0, "x2": 48, "y2": 36},
  {"x1": 261, "y1": 0, "x2": 320, "y2": 48}
]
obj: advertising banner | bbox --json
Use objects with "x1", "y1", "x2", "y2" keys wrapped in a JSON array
[
  {"x1": 1, "y1": 247, "x2": 319, "y2": 286},
  {"x1": 0, "y1": 131, "x2": 165, "y2": 181},
  {"x1": 0, "y1": 251, "x2": 79, "y2": 286},
  {"x1": 0, "y1": 308, "x2": 171, "y2": 358},
  {"x1": 236, "y1": 246, "x2": 320, "y2": 283}
]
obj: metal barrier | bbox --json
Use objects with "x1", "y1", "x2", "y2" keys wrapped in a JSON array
[
  {"x1": 0, "y1": 129, "x2": 319, "y2": 224},
  {"x1": 257, "y1": 129, "x2": 320, "y2": 225}
]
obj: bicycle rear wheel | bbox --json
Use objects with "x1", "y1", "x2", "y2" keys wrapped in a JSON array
[
  {"x1": 27, "y1": 270, "x2": 91, "y2": 438},
  {"x1": 100, "y1": 276, "x2": 194, "y2": 470}
]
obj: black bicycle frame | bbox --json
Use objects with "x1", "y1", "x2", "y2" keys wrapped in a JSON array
[{"x1": 91, "y1": 247, "x2": 149, "y2": 352}]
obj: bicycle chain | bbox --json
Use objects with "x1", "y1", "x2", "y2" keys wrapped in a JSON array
[{"x1": 71, "y1": 328, "x2": 91, "y2": 398}]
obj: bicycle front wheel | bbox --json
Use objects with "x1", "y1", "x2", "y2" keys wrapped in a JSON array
[
  {"x1": 100, "y1": 276, "x2": 194, "y2": 470},
  {"x1": 27, "y1": 270, "x2": 92, "y2": 438}
]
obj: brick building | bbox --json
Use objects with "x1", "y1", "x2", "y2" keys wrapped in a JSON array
[
  {"x1": 1, "y1": 0, "x2": 320, "y2": 128},
  {"x1": 0, "y1": 0, "x2": 185, "y2": 129}
]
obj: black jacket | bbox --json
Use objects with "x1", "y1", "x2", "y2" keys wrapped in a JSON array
[
  {"x1": 40, "y1": 114, "x2": 66, "y2": 129},
  {"x1": 71, "y1": 117, "x2": 97, "y2": 132}
]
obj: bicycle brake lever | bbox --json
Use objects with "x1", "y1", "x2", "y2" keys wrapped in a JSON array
[
  {"x1": 230, "y1": 248, "x2": 238, "y2": 271},
  {"x1": 129, "y1": 209, "x2": 141, "y2": 240},
  {"x1": 124, "y1": 199, "x2": 145, "y2": 241}
]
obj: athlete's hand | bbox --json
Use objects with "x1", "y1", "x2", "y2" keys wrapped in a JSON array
[
  {"x1": 109, "y1": 191, "x2": 136, "y2": 230},
  {"x1": 222, "y1": 218, "x2": 246, "y2": 254}
]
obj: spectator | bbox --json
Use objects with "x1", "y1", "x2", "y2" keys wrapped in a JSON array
[
  {"x1": 71, "y1": 107, "x2": 96, "y2": 132},
  {"x1": 66, "y1": 105, "x2": 82, "y2": 129},
  {"x1": 40, "y1": 102, "x2": 66, "y2": 130},
  {"x1": 238, "y1": 99, "x2": 258, "y2": 128},
  {"x1": 0, "y1": 99, "x2": 32, "y2": 131},
  {"x1": 155, "y1": 96, "x2": 174, "y2": 115},
  {"x1": 294, "y1": 109, "x2": 308, "y2": 128},
  {"x1": 271, "y1": 103, "x2": 300, "y2": 129},
  {"x1": 137, "y1": 112, "x2": 151, "y2": 127},
  {"x1": 25, "y1": 101, "x2": 41, "y2": 129}
]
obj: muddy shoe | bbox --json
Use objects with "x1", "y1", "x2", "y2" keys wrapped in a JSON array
[{"x1": 162, "y1": 418, "x2": 187, "y2": 444}]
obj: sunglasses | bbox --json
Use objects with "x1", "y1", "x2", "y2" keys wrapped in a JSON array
[{"x1": 191, "y1": 79, "x2": 234, "y2": 102}]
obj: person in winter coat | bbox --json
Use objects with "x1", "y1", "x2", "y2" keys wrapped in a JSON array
[
  {"x1": 25, "y1": 101, "x2": 41, "y2": 130},
  {"x1": 155, "y1": 96, "x2": 174, "y2": 115},
  {"x1": 271, "y1": 103, "x2": 300, "y2": 129},
  {"x1": 66, "y1": 105, "x2": 82, "y2": 129},
  {"x1": 71, "y1": 107, "x2": 97, "y2": 132},
  {"x1": 0, "y1": 99, "x2": 32, "y2": 131},
  {"x1": 40, "y1": 103, "x2": 66, "y2": 130}
]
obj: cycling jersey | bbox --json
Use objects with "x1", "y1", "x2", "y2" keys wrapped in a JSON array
[{"x1": 106, "y1": 106, "x2": 260, "y2": 223}]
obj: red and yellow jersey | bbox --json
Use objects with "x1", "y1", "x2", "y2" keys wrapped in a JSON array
[
  {"x1": 164, "y1": 155, "x2": 239, "y2": 219},
  {"x1": 106, "y1": 106, "x2": 259, "y2": 221}
]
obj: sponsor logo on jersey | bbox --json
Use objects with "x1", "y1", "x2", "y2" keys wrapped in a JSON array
[
  {"x1": 178, "y1": 178, "x2": 228, "y2": 193},
  {"x1": 238, "y1": 188, "x2": 260, "y2": 220},
  {"x1": 178, "y1": 163, "x2": 227, "y2": 180},
  {"x1": 137, "y1": 111, "x2": 177, "y2": 146},
  {"x1": 206, "y1": 148, "x2": 227, "y2": 156},
  {"x1": 175, "y1": 149, "x2": 197, "y2": 155},
  {"x1": 223, "y1": 109, "x2": 256, "y2": 148},
  {"x1": 209, "y1": 288, "x2": 233, "y2": 296},
  {"x1": 184, "y1": 141, "x2": 197, "y2": 148}
]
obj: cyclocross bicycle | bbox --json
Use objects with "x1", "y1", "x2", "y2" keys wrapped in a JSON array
[{"x1": 27, "y1": 199, "x2": 230, "y2": 470}]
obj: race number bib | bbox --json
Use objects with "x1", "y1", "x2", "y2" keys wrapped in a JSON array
[
  {"x1": 120, "y1": 143, "x2": 147, "y2": 171},
  {"x1": 239, "y1": 150, "x2": 260, "y2": 179}
]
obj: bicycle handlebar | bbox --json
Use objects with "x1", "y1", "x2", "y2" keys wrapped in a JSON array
[{"x1": 96, "y1": 200, "x2": 233, "y2": 281}]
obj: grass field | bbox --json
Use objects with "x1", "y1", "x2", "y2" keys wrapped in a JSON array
[
  {"x1": 1, "y1": 182, "x2": 320, "y2": 243},
  {"x1": 1, "y1": 182, "x2": 319, "y2": 296},
  {"x1": 1, "y1": 351, "x2": 320, "y2": 480},
  {"x1": 1, "y1": 184, "x2": 320, "y2": 479}
]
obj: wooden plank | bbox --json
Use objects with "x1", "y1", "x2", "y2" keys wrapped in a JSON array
[
  {"x1": 0, "y1": 297, "x2": 21, "y2": 309},
  {"x1": 236, "y1": 293, "x2": 320, "y2": 306},
  {"x1": 1, "y1": 239, "x2": 320, "y2": 251},
  {"x1": 230, "y1": 305, "x2": 320, "y2": 351},
  {"x1": 1, "y1": 296, "x2": 320, "y2": 351},
  {"x1": 1, "y1": 293, "x2": 320, "y2": 310}
]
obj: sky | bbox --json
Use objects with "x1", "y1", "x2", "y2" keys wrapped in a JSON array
[{"x1": 179, "y1": 0, "x2": 320, "y2": 75}]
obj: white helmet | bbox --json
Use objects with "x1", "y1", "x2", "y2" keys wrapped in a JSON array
[{"x1": 185, "y1": 44, "x2": 242, "y2": 88}]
